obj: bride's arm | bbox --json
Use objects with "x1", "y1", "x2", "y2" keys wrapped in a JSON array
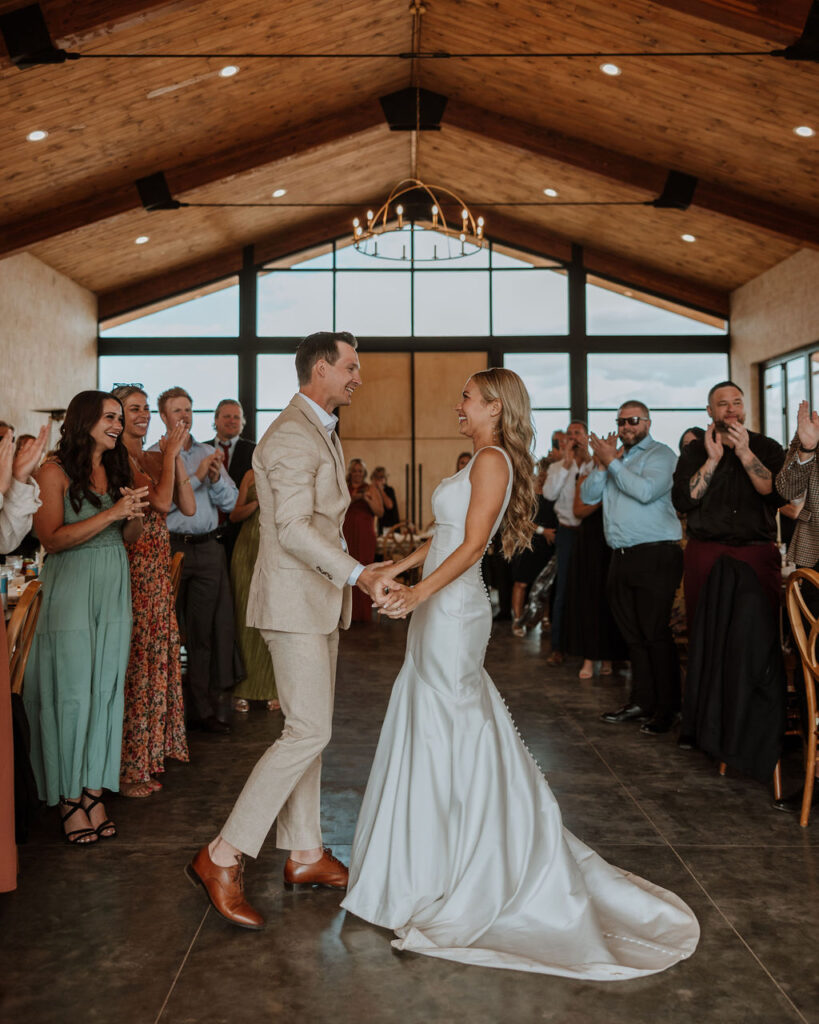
[
  {"x1": 381, "y1": 450, "x2": 507, "y2": 617},
  {"x1": 383, "y1": 538, "x2": 432, "y2": 577}
]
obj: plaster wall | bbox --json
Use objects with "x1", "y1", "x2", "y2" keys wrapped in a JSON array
[
  {"x1": 730, "y1": 249, "x2": 819, "y2": 429},
  {"x1": 0, "y1": 253, "x2": 97, "y2": 441}
]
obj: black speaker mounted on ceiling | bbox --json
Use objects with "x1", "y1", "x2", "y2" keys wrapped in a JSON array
[
  {"x1": 773, "y1": 0, "x2": 819, "y2": 61},
  {"x1": 379, "y1": 87, "x2": 448, "y2": 131},
  {"x1": 651, "y1": 171, "x2": 699, "y2": 210},
  {"x1": 0, "y1": 3, "x2": 75, "y2": 68},
  {"x1": 135, "y1": 172, "x2": 183, "y2": 211}
]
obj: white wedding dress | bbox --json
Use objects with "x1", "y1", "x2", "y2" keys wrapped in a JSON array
[{"x1": 341, "y1": 448, "x2": 699, "y2": 978}]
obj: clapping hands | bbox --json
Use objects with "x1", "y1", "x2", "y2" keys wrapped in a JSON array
[
  {"x1": 797, "y1": 400, "x2": 819, "y2": 451},
  {"x1": 589, "y1": 431, "x2": 621, "y2": 468},
  {"x1": 158, "y1": 420, "x2": 190, "y2": 460}
]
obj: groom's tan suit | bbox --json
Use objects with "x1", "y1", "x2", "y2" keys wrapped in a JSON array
[{"x1": 221, "y1": 394, "x2": 358, "y2": 857}]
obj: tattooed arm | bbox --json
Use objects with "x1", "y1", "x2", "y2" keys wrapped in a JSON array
[
  {"x1": 726, "y1": 422, "x2": 773, "y2": 496},
  {"x1": 688, "y1": 423, "x2": 724, "y2": 499}
]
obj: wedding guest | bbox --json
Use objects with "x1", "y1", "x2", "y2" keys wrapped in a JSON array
[
  {"x1": 563, "y1": 476, "x2": 625, "y2": 677},
  {"x1": 112, "y1": 386, "x2": 194, "y2": 798},
  {"x1": 344, "y1": 459, "x2": 384, "y2": 622},
  {"x1": 542, "y1": 421, "x2": 592, "y2": 664},
  {"x1": 229, "y1": 468, "x2": 279, "y2": 714},
  {"x1": 23, "y1": 392, "x2": 148, "y2": 844},
  {"x1": 0, "y1": 421, "x2": 14, "y2": 444},
  {"x1": 4, "y1": 434, "x2": 41, "y2": 560},
  {"x1": 371, "y1": 466, "x2": 398, "y2": 533},
  {"x1": 583, "y1": 402, "x2": 684, "y2": 733},
  {"x1": 207, "y1": 399, "x2": 255, "y2": 563},
  {"x1": 151, "y1": 387, "x2": 239, "y2": 734},
  {"x1": 679, "y1": 426, "x2": 705, "y2": 453},
  {"x1": 456, "y1": 451, "x2": 471, "y2": 472},
  {"x1": 511, "y1": 458, "x2": 556, "y2": 637},
  {"x1": 1, "y1": 425, "x2": 47, "y2": 889},
  {"x1": 672, "y1": 381, "x2": 786, "y2": 626}
]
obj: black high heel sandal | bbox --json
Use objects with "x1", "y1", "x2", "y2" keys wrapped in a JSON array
[
  {"x1": 81, "y1": 788, "x2": 118, "y2": 840},
  {"x1": 60, "y1": 798, "x2": 98, "y2": 846}
]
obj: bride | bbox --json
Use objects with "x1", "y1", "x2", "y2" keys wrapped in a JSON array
[{"x1": 341, "y1": 368, "x2": 699, "y2": 979}]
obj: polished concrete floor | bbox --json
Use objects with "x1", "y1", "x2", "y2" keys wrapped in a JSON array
[{"x1": 2, "y1": 617, "x2": 818, "y2": 1024}]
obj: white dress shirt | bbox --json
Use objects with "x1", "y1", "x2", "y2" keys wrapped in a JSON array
[{"x1": 542, "y1": 459, "x2": 591, "y2": 527}]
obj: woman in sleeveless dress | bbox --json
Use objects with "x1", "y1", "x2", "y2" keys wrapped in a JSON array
[
  {"x1": 23, "y1": 392, "x2": 148, "y2": 844},
  {"x1": 342, "y1": 369, "x2": 699, "y2": 979},
  {"x1": 343, "y1": 459, "x2": 384, "y2": 622},
  {"x1": 112, "y1": 386, "x2": 194, "y2": 798},
  {"x1": 229, "y1": 469, "x2": 278, "y2": 712}
]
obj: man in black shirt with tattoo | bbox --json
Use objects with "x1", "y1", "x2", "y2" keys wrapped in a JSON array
[{"x1": 672, "y1": 380, "x2": 786, "y2": 629}]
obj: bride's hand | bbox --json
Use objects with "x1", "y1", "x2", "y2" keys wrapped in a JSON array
[{"x1": 380, "y1": 583, "x2": 421, "y2": 619}]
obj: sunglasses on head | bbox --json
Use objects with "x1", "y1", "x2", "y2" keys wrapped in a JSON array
[
  {"x1": 111, "y1": 382, "x2": 145, "y2": 390},
  {"x1": 616, "y1": 416, "x2": 648, "y2": 427}
]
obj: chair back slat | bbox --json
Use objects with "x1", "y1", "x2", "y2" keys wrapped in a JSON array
[
  {"x1": 784, "y1": 569, "x2": 819, "y2": 826},
  {"x1": 6, "y1": 579, "x2": 43, "y2": 696},
  {"x1": 170, "y1": 551, "x2": 184, "y2": 604}
]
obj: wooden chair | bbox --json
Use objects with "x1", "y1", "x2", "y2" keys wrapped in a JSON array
[
  {"x1": 170, "y1": 551, "x2": 184, "y2": 603},
  {"x1": 783, "y1": 568, "x2": 819, "y2": 826},
  {"x1": 7, "y1": 579, "x2": 43, "y2": 696},
  {"x1": 382, "y1": 522, "x2": 419, "y2": 584}
]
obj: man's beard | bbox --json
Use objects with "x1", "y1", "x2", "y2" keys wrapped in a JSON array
[
  {"x1": 714, "y1": 415, "x2": 745, "y2": 434},
  {"x1": 620, "y1": 427, "x2": 648, "y2": 450}
]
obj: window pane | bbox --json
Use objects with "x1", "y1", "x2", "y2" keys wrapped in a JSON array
[
  {"x1": 413, "y1": 271, "x2": 489, "y2": 336},
  {"x1": 764, "y1": 366, "x2": 784, "y2": 446},
  {"x1": 586, "y1": 281, "x2": 726, "y2": 336},
  {"x1": 98, "y1": 354, "x2": 238, "y2": 446},
  {"x1": 492, "y1": 269, "x2": 568, "y2": 335},
  {"x1": 532, "y1": 409, "x2": 571, "y2": 457},
  {"x1": 257, "y1": 271, "x2": 333, "y2": 336},
  {"x1": 256, "y1": 410, "x2": 279, "y2": 439},
  {"x1": 503, "y1": 353, "x2": 570, "y2": 410},
  {"x1": 335, "y1": 272, "x2": 411, "y2": 336},
  {"x1": 786, "y1": 356, "x2": 806, "y2": 440},
  {"x1": 491, "y1": 248, "x2": 535, "y2": 269},
  {"x1": 257, "y1": 354, "x2": 300, "y2": 411},
  {"x1": 587, "y1": 353, "x2": 728, "y2": 410},
  {"x1": 100, "y1": 285, "x2": 239, "y2": 338},
  {"x1": 589, "y1": 409, "x2": 707, "y2": 452}
]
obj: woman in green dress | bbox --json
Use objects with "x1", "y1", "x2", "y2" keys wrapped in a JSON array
[
  {"x1": 23, "y1": 392, "x2": 148, "y2": 845},
  {"x1": 230, "y1": 469, "x2": 278, "y2": 713}
]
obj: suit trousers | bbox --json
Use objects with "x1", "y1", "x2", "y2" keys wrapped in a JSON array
[
  {"x1": 607, "y1": 542, "x2": 683, "y2": 718},
  {"x1": 221, "y1": 628, "x2": 339, "y2": 858},
  {"x1": 171, "y1": 536, "x2": 237, "y2": 722}
]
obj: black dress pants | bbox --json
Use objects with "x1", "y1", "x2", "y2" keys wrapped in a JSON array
[
  {"x1": 607, "y1": 542, "x2": 683, "y2": 718},
  {"x1": 171, "y1": 536, "x2": 238, "y2": 722}
]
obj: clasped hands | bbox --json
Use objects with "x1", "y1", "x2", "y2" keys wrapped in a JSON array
[
  {"x1": 588, "y1": 431, "x2": 622, "y2": 467},
  {"x1": 356, "y1": 562, "x2": 419, "y2": 619}
]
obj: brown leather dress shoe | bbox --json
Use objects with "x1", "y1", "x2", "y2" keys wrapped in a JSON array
[
  {"x1": 186, "y1": 845, "x2": 264, "y2": 930},
  {"x1": 283, "y1": 847, "x2": 349, "y2": 892}
]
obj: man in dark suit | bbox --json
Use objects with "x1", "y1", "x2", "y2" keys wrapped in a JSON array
[{"x1": 207, "y1": 399, "x2": 256, "y2": 563}]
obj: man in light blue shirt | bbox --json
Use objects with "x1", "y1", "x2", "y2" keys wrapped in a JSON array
[
  {"x1": 152, "y1": 387, "x2": 239, "y2": 734},
  {"x1": 581, "y1": 400, "x2": 683, "y2": 735}
]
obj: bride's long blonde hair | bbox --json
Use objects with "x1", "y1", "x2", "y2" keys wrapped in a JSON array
[{"x1": 470, "y1": 368, "x2": 536, "y2": 558}]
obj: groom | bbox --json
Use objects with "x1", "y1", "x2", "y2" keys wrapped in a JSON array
[{"x1": 187, "y1": 331, "x2": 395, "y2": 929}]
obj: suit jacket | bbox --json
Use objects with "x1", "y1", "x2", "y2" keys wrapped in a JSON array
[
  {"x1": 246, "y1": 395, "x2": 357, "y2": 634},
  {"x1": 206, "y1": 436, "x2": 255, "y2": 489},
  {"x1": 775, "y1": 431, "x2": 819, "y2": 568}
]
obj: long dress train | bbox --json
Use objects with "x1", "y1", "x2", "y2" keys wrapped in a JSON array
[{"x1": 342, "y1": 448, "x2": 699, "y2": 979}]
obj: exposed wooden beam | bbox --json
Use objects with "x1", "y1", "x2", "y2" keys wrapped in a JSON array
[
  {"x1": 0, "y1": 1, "x2": 193, "y2": 65},
  {"x1": 0, "y1": 101, "x2": 385, "y2": 259},
  {"x1": 647, "y1": 0, "x2": 811, "y2": 44},
  {"x1": 97, "y1": 209, "x2": 358, "y2": 319},
  {"x1": 445, "y1": 99, "x2": 819, "y2": 248}
]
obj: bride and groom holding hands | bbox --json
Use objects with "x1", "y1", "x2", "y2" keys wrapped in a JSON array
[{"x1": 187, "y1": 330, "x2": 699, "y2": 979}]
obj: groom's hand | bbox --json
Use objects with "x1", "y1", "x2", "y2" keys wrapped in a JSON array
[{"x1": 356, "y1": 563, "x2": 395, "y2": 607}]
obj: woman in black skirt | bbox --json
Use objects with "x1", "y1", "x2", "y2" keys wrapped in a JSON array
[
  {"x1": 511, "y1": 458, "x2": 557, "y2": 636},
  {"x1": 563, "y1": 476, "x2": 627, "y2": 677}
]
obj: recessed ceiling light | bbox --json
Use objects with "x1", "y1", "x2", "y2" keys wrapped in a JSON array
[
  {"x1": 272, "y1": 188, "x2": 287, "y2": 198},
  {"x1": 681, "y1": 233, "x2": 696, "y2": 243},
  {"x1": 543, "y1": 188, "x2": 559, "y2": 197},
  {"x1": 135, "y1": 236, "x2": 149, "y2": 245},
  {"x1": 600, "y1": 63, "x2": 622, "y2": 76},
  {"x1": 219, "y1": 65, "x2": 239, "y2": 78},
  {"x1": 26, "y1": 130, "x2": 48, "y2": 142},
  {"x1": 794, "y1": 125, "x2": 815, "y2": 138}
]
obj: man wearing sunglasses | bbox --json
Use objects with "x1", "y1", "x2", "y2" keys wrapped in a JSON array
[{"x1": 582, "y1": 401, "x2": 682, "y2": 734}]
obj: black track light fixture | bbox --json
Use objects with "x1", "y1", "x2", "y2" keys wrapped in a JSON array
[
  {"x1": 0, "y1": 3, "x2": 78, "y2": 68},
  {"x1": 135, "y1": 172, "x2": 184, "y2": 211}
]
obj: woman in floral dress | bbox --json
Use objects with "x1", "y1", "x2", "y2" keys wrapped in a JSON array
[{"x1": 112, "y1": 386, "x2": 196, "y2": 798}]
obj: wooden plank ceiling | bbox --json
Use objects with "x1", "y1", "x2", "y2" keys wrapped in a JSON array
[{"x1": 0, "y1": 0, "x2": 816, "y2": 319}]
